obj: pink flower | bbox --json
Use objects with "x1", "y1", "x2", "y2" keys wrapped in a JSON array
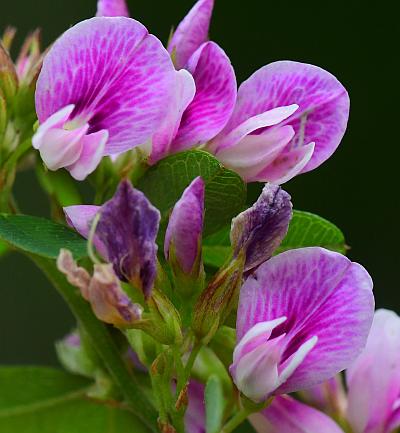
[
  {"x1": 208, "y1": 61, "x2": 350, "y2": 183},
  {"x1": 33, "y1": 17, "x2": 176, "y2": 180},
  {"x1": 230, "y1": 247, "x2": 374, "y2": 402}
]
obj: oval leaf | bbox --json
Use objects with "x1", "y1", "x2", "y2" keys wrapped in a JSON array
[
  {"x1": 0, "y1": 367, "x2": 150, "y2": 433},
  {"x1": 137, "y1": 150, "x2": 246, "y2": 237},
  {"x1": 202, "y1": 210, "x2": 347, "y2": 268},
  {"x1": 277, "y1": 210, "x2": 347, "y2": 254},
  {"x1": 0, "y1": 214, "x2": 87, "y2": 259}
]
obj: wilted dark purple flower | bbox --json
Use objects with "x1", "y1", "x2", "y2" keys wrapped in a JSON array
[
  {"x1": 231, "y1": 183, "x2": 292, "y2": 272},
  {"x1": 64, "y1": 180, "x2": 160, "y2": 298}
]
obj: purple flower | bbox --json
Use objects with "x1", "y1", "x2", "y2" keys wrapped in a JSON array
[
  {"x1": 346, "y1": 309, "x2": 400, "y2": 433},
  {"x1": 164, "y1": 177, "x2": 205, "y2": 275},
  {"x1": 208, "y1": 61, "x2": 350, "y2": 183},
  {"x1": 33, "y1": 17, "x2": 176, "y2": 180},
  {"x1": 149, "y1": 41, "x2": 237, "y2": 164},
  {"x1": 231, "y1": 183, "x2": 292, "y2": 272},
  {"x1": 167, "y1": 0, "x2": 214, "y2": 70},
  {"x1": 250, "y1": 395, "x2": 345, "y2": 433},
  {"x1": 230, "y1": 247, "x2": 374, "y2": 402},
  {"x1": 64, "y1": 180, "x2": 160, "y2": 298},
  {"x1": 96, "y1": 0, "x2": 129, "y2": 17}
]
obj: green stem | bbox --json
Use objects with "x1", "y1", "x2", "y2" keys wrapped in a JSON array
[
  {"x1": 220, "y1": 407, "x2": 252, "y2": 433},
  {"x1": 30, "y1": 255, "x2": 159, "y2": 433}
]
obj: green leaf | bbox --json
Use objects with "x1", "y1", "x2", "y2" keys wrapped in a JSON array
[
  {"x1": 202, "y1": 210, "x2": 347, "y2": 268},
  {"x1": 277, "y1": 210, "x2": 347, "y2": 255},
  {"x1": 205, "y1": 375, "x2": 225, "y2": 433},
  {"x1": 137, "y1": 150, "x2": 246, "y2": 237},
  {"x1": 203, "y1": 226, "x2": 232, "y2": 268},
  {"x1": 233, "y1": 421, "x2": 257, "y2": 432},
  {"x1": 203, "y1": 245, "x2": 231, "y2": 268},
  {"x1": 0, "y1": 240, "x2": 8, "y2": 258},
  {"x1": 0, "y1": 367, "x2": 150, "y2": 433},
  {"x1": 0, "y1": 214, "x2": 87, "y2": 259}
]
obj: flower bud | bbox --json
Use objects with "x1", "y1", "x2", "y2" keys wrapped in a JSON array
[
  {"x1": 192, "y1": 253, "x2": 245, "y2": 344},
  {"x1": 164, "y1": 177, "x2": 205, "y2": 304},
  {"x1": 0, "y1": 42, "x2": 18, "y2": 103},
  {"x1": 15, "y1": 29, "x2": 42, "y2": 86},
  {"x1": 140, "y1": 290, "x2": 183, "y2": 345}
]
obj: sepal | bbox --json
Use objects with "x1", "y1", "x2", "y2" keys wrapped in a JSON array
[{"x1": 192, "y1": 252, "x2": 245, "y2": 344}]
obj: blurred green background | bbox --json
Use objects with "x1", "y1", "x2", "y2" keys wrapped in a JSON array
[{"x1": 1, "y1": 0, "x2": 399, "y2": 367}]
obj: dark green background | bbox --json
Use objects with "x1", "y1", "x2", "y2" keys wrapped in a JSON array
[{"x1": 1, "y1": 0, "x2": 399, "y2": 367}]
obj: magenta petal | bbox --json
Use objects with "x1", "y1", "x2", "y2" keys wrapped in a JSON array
[
  {"x1": 251, "y1": 141, "x2": 315, "y2": 184},
  {"x1": 63, "y1": 205, "x2": 107, "y2": 258},
  {"x1": 96, "y1": 0, "x2": 129, "y2": 17},
  {"x1": 35, "y1": 17, "x2": 176, "y2": 156},
  {"x1": 223, "y1": 61, "x2": 349, "y2": 174},
  {"x1": 250, "y1": 395, "x2": 345, "y2": 433},
  {"x1": 209, "y1": 105, "x2": 299, "y2": 153},
  {"x1": 170, "y1": 42, "x2": 237, "y2": 151},
  {"x1": 164, "y1": 177, "x2": 205, "y2": 274},
  {"x1": 168, "y1": 0, "x2": 214, "y2": 70},
  {"x1": 235, "y1": 248, "x2": 374, "y2": 399},
  {"x1": 150, "y1": 69, "x2": 196, "y2": 164},
  {"x1": 346, "y1": 309, "x2": 400, "y2": 433}
]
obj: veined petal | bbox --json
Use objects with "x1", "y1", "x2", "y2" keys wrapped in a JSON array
[
  {"x1": 168, "y1": 0, "x2": 214, "y2": 70},
  {"x1": 216, "y1": 126, "x2": 296, "y2": 181},
  {"x1": 171, "y1": 42, "x2": 237, "y2": 151},
  {"x1": 150, "y1": 69, "x2": 196, "y2": 164},
  {"x1": 209, "y1": 105, "x2": 298, "y2": 153},
  {"x1": 35, "y1": 17, "x2": 176, "y2": 157},
  {"x1": 164, "y1": 177, "x2": 205, "y2": 274},
  {"x1": 250, "y1": 141, "x2": 315, "y2": 184},
  {"x1": 250, "y1": 395, "x2": 345, "y2": 433},
  {"x1": 231, "y1": 184, "x2": 292, "y2": 272},
  {"x1": 222, "y1": 61, "x2": 349, "y2": 174},
  {"x1": 236, "y1": 247, "x2": 374, "y2": 397},
  {"x1": 96, "y1": 0, "x2": 129, "y2": 17},
  {"x1": 346, "y1": 309, "x2": 400, "y2": 433},
  {"x1": 95, "y1": 180, "x2": 160, "y2": 298}
]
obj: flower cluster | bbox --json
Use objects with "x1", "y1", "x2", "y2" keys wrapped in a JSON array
[
  {"x1": 0, "y1": 1, "x2": 393, "y2": 433},
  {"x1": 32, "y1": 0, "x2": 349, "y2": 183}
]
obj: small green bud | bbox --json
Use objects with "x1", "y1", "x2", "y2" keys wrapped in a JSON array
[
  {"x1": 0, "y1": 42, "x2": 18, "y2": 103},
  {"x1": 192, "y1": 253, "x2": 245, "y2": 344},
  {"x1": 139, "y1": 290, "x2": 182, "y2": 346}
]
